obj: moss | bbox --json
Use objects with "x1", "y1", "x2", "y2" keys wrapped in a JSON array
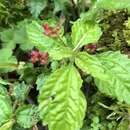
[
  {"x1": 123, "y1": 17, "x2": 130, "y2": 46},
  {"x1": 98, "y1": 10, "x2": 130, "y2": 51}
]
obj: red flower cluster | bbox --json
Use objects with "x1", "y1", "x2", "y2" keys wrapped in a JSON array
[
  {"x1": 43, "y1": 24, "x2": 52, "y2": 36},
  {"x1": 30, "y1": 50, "x2": 48, "y2": 65},
  {"x1": 42, "y1": 23, "x2": 60, "y2": 37},
  {"x1": 84, "y1": 44, "x2": 97, "y2": 52}
]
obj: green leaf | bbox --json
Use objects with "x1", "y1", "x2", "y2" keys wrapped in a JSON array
[
  {"x1": 90, "y1": 116, "x2": 101, "y2": 130},
  {"x1": 53, "y1": 0, "x2": 70, "y2": 14},
  {"x1": 71, "y1": 20, "x2": 102, "y2": 50},
  {"x1": 50, "y1": 61, "x2": 59, "y2": 72},
  {"x1": 117, "y1": 119, "x2": 129, "y2": 130},
  {"x1": 13, "y1": 20, "x2": 34, "y2": 51},
  {"x1": 49, "y1": 46, "x2": 73, "y2": 60},
  {"x1": 0, "y1": 48, "x2": 15, "y2": 63},
  {"x1": 0, "y1": 29, "x2": 16, "y2": 50},
  {"x1": 75, "y1": 51, "x2": 130, "y2": 104},
  {"x1": 0, "y1": 20, "x2": 34, "y2": 51},
  {"x1": 0, "y1": 48, "x2": 17, "y2": 72},
  {"x1": 26, "y1": 21, "x2": 59, "y2": 51},
  {"x1": 75, "y1": 52, "x2": 107, "y2": 80},
  {"x1": 0, "y1": 78, "x2": 11, "y2": 86},
  {"x1": 91, "y1": 0, "x2": 97, "y2": 4},
  {"x1": 0, "y1": 94, "x2": 13, "y2": 126},
  {"x1": 36, "y1": 73, "x2": 49, "y2": 90},
  {"x1": 12, "y1": 123, "x2": 26, "y2": 130},
  {"x1": 0, "y1": 120, "x2": 14, "y2": 130},
  {"x1": 80, "y1": 0, "x2": 130, "y2": 22},
  {"x1": 38, "y1": 65, "x2": 86, "y2": 130},
  {"x1": 12, "y1": 82, "x2": 30, "y2": 101},
  {"x1": 27, "y1": 0, "x2": 47, "y2": 18},
  {"x1": 0, "y1": 29, "x2": 14, "y2": 43},
  {"x1": 96, "y1": 0, "x2": 130, "y2": 10},
  {"x1": 16, "y1": 105, "x2": 39, "y2": 128},
  {"x1": 0, "y1": 85, "x2": 8, "y2": 96},
  {"x1": 80, "y1": 5, "x2": 103, "y2": 22}
]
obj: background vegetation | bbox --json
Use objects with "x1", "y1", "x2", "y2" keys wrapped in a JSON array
[{"x1": 0, "y1": 0, "x2": 130, "y2": 130}]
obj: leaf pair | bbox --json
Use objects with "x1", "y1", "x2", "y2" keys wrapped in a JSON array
[{"x1": 26, "y1": 19, "x2": 102, "y2": 59}]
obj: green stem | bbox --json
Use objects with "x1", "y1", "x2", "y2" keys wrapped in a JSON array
[
  {"x1": 13, "y1": 100, "x2": 18, "y2": 112},
  {"x1": 73, "y1": 34, "x2": 86, "y2": 51},
  {"x1": 0, "y1": 63, "x2": 18, "y2": 68}
]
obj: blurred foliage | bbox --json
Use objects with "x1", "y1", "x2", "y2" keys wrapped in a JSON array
[
  {"x1": 0, "y1": 0, "x2": 29, "y2": 27},
  {"x1": 0, "y1": 0, "x2": 130, "y2": 130},
  {"x1": 123, "y1": 17, "x2": 130, "y2": 46},
  {"x1": 98, "y1": 10, "x2": 130, "y2": 51}
]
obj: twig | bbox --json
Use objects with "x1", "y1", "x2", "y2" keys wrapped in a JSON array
[{"x1": 13, "y1": 100, "x2": 18, "y2": 112}]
